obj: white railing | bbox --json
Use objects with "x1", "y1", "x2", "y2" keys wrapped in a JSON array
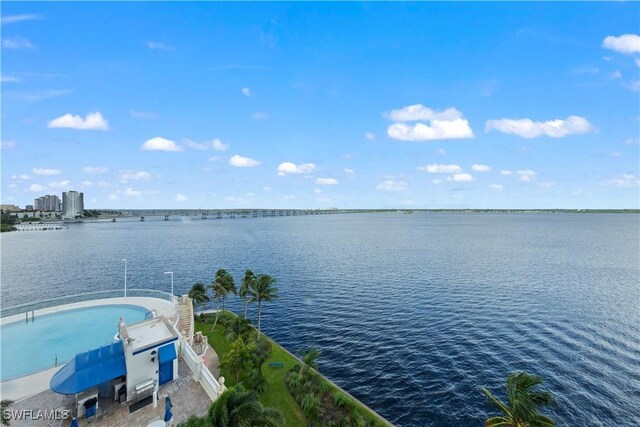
[
  {"x1": 1, "y1": 288, "x2": 175, "y2": 318},
  {"x1": 178, "y1": 334, "x2": 224, "y2": 402}
]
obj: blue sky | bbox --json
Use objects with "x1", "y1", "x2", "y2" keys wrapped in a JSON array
[{"x1": 2, "y1": 2, "x2": 639, "y2": 209}]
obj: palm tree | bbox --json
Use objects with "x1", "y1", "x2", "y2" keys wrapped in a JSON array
[
  {"x1": 188, "y1": 283, "x2": 210, "y2": 312},
  {"x1": 299, "y1": 347, "x2": 321, "y2": 375},
  {"x1": 215, "y1": 269, "x2": 236, "y2": 312},
  {"x1": 481, "y1": 371, "x2": 555, "y2": 427},
  {"x1": 1, "y1": 400, "x2": 13, "y2": 426},
  {"x1": 223, "y1": 316, "x2": 252, "y2": 342},
  {"x1": 207, "y1": 385, "x2": 284, "y2": 427},
  {"x1": 248, "y1": 274, "x2": 279, "y2": 339},
  {"x1": 209, "y1": 280, "x2": 225, "y2": 331},
  {"x1": 239, "y1": 270, "x2": 256, "y2": 319}
]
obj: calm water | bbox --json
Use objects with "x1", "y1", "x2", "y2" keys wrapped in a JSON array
[
  {"x1": 1, "y1": 213, "x2": 639, "y2": 426},
  {"x1": 1, "y1": 305, "x2": 149, "y2": 381}
]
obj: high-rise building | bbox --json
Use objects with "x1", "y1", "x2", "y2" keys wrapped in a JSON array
[
  {"x1": 62, "y1": 191, "x2": 84, "y2": 218},
  {"x1": 34, "y1": 195, "x2": 62, "y2": 211}
]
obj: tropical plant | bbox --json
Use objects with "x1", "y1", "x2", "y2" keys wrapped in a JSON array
[
  {"x1": 207, "y1": 385, "x2": 284, "y2": 427},
  {"x1": 223, "y1": 315, "x2": 252, "y2": 342},
  {"x1": 239, "y1": 269, "x2": 256, "y2": 319},
  {"x1": 1, "y1": 400, "x2": 13, "y2": 426},
  {"x1": 209, "y1": 280, "x2": 225, "y2": 331},
  {"x1": 299, "y1": 347, "x2": 321, "y2": 375},
  {"x1": 301, "y1": 393, "x2": 320, "y2": 424},
  {"x1": 249, "y1": 367, "x2": 269, "y2": 394},
  {"x1": 255, "y1": 337, "x2": 273, "y2": 366},
  {"x1": 248, "y1": 274, "x2": 279, "y2": 339},
  {"x1": 221, "y1": 337, "x2": 257, "y2": 383},
  {"x1": 481, "y1": 371, "x2": 555, "y2": 427},
  {"x1": 188, "y1": 283, "x2": 210, "y2": 311}
]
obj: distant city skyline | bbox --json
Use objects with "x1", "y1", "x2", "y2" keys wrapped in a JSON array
[{"x1": 1, "y1": 3, "x2": 639, "y2": 209}]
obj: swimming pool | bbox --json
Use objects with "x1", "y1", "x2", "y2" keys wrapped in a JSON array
[{"x1": 0, "y1": 304, "x2": 150, "y2": 381}]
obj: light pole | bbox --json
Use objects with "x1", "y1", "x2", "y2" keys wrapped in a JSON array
[
  {"x1": 122, "y1": 259, "x2": 127, "y2": 298},
  {"x1": 164, "y1": 271, "x2": 174, "y2": 297}
]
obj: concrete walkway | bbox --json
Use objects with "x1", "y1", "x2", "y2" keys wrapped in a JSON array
[{"x1": 204, "y1": 343, "x2": 220, "y2": 379}]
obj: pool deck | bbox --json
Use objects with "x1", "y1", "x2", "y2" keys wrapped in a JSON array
[
  {"x1": 8, "y1": 358, "x2": 212, "y2": 427},
  {"x1": 1, "y1": 296, "x2": 176, "y2": 401}
]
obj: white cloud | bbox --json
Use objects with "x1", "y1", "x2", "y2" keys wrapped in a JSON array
[
  {"x1": 1, "y1": 14, "x2": 42, "y2": 25},
  {"x1": 263, "y1": 186, "x2": 272, "y2": 192},
  {"x1": 49, "y1": 180, "x2": 71, "y2": 189},
  {"x1": 229, "y1": 154, "x2": 261, "y2": 168},
  {"x1": 636, "y1": 59, "x2": 640, "y2": 68},
  {"x1": 97, "y1": 181, "x2": 110, "y2": 188},
  {"x1": 48, "y1": 112, "x2": 109, "y2": 131},
  {"x1": 447, "y1": 173, "x2": 474, "y2": 182},
  {"x1": 418, "y1": 164, "x2": 462, "y2": 174},
  {"x1": 252, "y1": 112, "x2": 269, "y2": 120},
  {"x1": 485, "y1": 115, "x2": 594, "y2": 138},
  {"x1": 118, "y1": 170, "x2": 151, "y2": 183},
  {"x1": 316, "y1": 177, "x2": 339, "y2": 185},
  {"x1": 207, "y1": 156, "x2": 222, "y2": 162},
  {"x1": 602, "y1": 34, "x2": 640, "y2": 54},
  {"x1": 538, "y1": 182, "x2": 555, "y2": 188},
  {"x1": 123, "y1": 188, "x2": 141, "y2": 197},
  {"x1": 611, "y1": 70, "x2": 622, "y2": 79},
  {"x1": 344, "y1": 168, "x2": 355, "y2": 178},
  {"x1": 627, "y1": 81, "x2": 640, "y2": 92},
  {"x1": 314, "y1": 189, "x2": 322, "y2": 194},
  {"x1": 1, "y1": 140, "x2": 16, "y2": 149},
  {"x1": 82, "y1": 166, "x2": 108, "y2": 174},
  {"x1": 129, "y1": 110, "x2": 159, "y2": 119},
  {"x1": 388, "y1": 119, "x2": 474, "y2": 141},
  {"x1": 185, "y1": 138, "x2": 229, "y2": 151},
  {"x1": 108, "y1": 194, "x2": 119, "y2": 201},
  {"x1": 2, "y1": 37, "x2": 34, "y2": 49},
  {"x1": 147, "y1": 41, "x2": 174, "y2": 51},
  {"x1": 471, "y1": 164, "x2": 492, "y2": 172},
  {"x1": 241, "y1": 87, "x2": 251, "y2": 97},
  {"x1": 277, "y1": 162, "x2": 316, "y2": 176},
  {"x1": 386, "y1": 104, "x2": 463, "y2": 122},
  {"x1": 432, "y1": 179, "x2": 442, "y2": 185},
  {"x1": 33, "y1": 168, "x2": 61, "y2": 176},
  {"x1": 364, "y1": 132, "x2": 375, "y2": 140},
  {"x1": 1, "y1": 75, "x2": 20, "y2": 83},
  {"x1": 611, "y1": 151, "x2": 622, "y2": 158},
  {"x1": 80, "y1": 181, "x2": 93, "y2": 188},
  {"x1": 376, "y1": 180, "x2": 408, "y2": 192},
  {"x1": 500, "y1": 170, "x2": 513, "y2": 176},
  {"x1": 175, "y1": 194, "x2": 188, "y2": 202},
  {"x1": 605, "y1": 174, "x2": 640, "y2": 188},
  {"x1": 516, "y1": 170, "x2": 536, "y2": 182},
  {"x1": 436, "y1": 148, "x2": 447, "y2": 156},
  {"x1": 28, "y1": 183, "x2": 47, "y2": 192},
  {"x1": 141, "y1": 137, "x2": 182, "y2": 152},
  {"x1": 489, "y1": 184, "x2": 504, "y2": 190},
  {"x1": 625, "y1": 138, "x2": 639, "y2": 145}
]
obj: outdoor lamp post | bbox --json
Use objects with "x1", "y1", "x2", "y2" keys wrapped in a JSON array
[
  {"x1": 122, "y1": 259, "x2": 127, "y2": 298},
  {"x1": 164, "y1": 271, "x2": 174, "y2": 297}
]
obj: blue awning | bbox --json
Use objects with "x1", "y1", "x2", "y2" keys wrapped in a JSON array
[
  {"x1": 50, "y1": 340, "x2": 126, "y2": 395},
  {"x1": 158, "y1": 344, "x2": 176, "y2": 363}
]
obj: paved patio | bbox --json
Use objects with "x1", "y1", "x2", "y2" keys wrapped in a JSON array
[{"x1": 9, "y1": 358, "x2": 212, "y2": 427}]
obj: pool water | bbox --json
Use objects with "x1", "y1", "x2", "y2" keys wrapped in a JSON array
[{"x1": 0, "y1": 304, "x2": 149, "y2": 381}]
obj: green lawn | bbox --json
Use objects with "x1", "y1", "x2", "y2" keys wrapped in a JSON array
[{"x1": 195, "y1": 321, "x2": 306, "y2": 427}]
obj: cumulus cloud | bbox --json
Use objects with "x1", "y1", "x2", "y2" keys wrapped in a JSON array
[
  {"x1": 500, "y1": 170, "x2": 513, "y2": 176},
  {"x1": 33, "y1": 168, "x2": 61, "y2": 176},
  {"x1": 118, "y1": 170, "x2": 151, "y2": 183},
  {"x1": 229, "y1": 154, "x2": 261, "y2": 168},
  {"x1": 538, "y1": 182, "x2": 555, "y2": 188},
  {"x1": 471, "y1": 164, "x2": 492, "y2": 172},
  {"x1": 489, "y1": 184, "x2": 504, "y2": 190},
  {"x1": 485, "y1": 115, "x2": 593, "y2": 138},
  {"x1": 49, "y1": 180, "x2": 71, "y2": 189},
  {"x1": 185, "y1": 138, "x2": 229, "y2": 151},
  {"x1": 175, "y1": 193, "x2": 187, "y2": 202},
  {"x1": 28, "y1": 183, "x2": 47, "y2": 192},
  {"x1": 364, "y1": 132, "x2": 375, "y2": 140},
  {"x1": 436, "y1": 148, "x2": 447, "y2": 156},
  {"x1": 141, "y1": 137, "x2": 182, "y2": 152},
  {"x1": 602, "y1": 34, "x2": 640, "y2": 54},
  {"x1": 376, "y1": 179, "x2": 408, "y2": 192},
  {"x1": 2, "y1": 36, "x2": 34, "y2": 49},
  {"x1": 277, "y1": 162, "x2": 316, "y2": 176},
  {"x1": 123, "y1": 188, "x2": 141, "y2": 197},
  {"x1": 605, "y1": 174, "x2": 640, "y2": 188},
  {"x1": 418, "y1": 164, "x2": 462, "y2": 174},
  {"x1": 82, "y1": 166, "x2": 108, "y2": 174},
  {"x1": 147, "y1": 41, "x2": 174, "y2": 51},
  {"x1": 447, "y1": 173, "x2": 474, "y2": 182},
  {"x1": 48, "y1": 112, "x2": 109, "y2": 131},
  {"x1": 241, "y1": 87, "x2": 251, "y2": 97},
  {"x1": 386, "y1": 104, "x2": 474, "y2": 141},
  {"x1": 516, "y1": 170, "x2": 536, "y2": 182},
  {"x1": 344, "y1": 168, "x2": 355, "y2": 179},
  {"x1": 316, "y1": 177, "x2": 339, "y2": 185}
]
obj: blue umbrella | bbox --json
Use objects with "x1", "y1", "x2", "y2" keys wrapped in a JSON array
[
  {"x1": 70, "y1": 417, "x2": 78, "y2": 427},
  {"x1": 164, "y1": 396, "x2": 173, "y2": 423}
]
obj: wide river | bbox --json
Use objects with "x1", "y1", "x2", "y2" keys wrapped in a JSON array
[{"x1": 1, "y1": 213, "x2": 638, "y2": 426}]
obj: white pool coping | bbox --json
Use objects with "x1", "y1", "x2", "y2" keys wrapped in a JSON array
[{"x1": 1, "y1": 296, "x2": 177, "y2": 401}]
